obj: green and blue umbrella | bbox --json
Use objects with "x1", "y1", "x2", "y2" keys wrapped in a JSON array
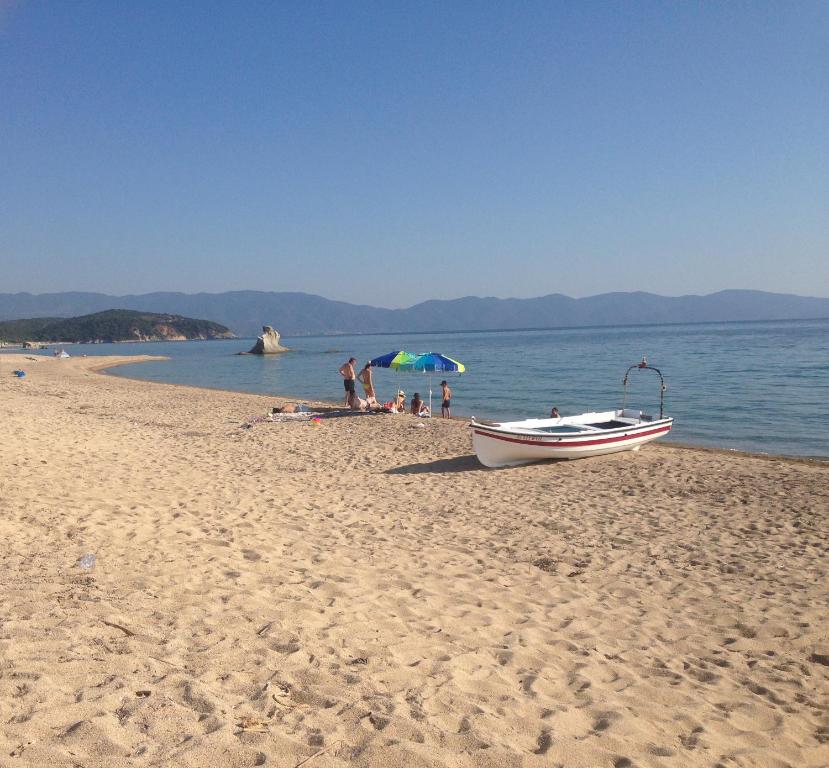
[
  {"x1": 369, "y1": 350, "x2": 417, "y2": 368},
  {"x1": 395, "y1": 352, "x2": 466, "y2": 374},
  {"x1": 367, "y1": 351, "x2": 416, "y2": 404}
]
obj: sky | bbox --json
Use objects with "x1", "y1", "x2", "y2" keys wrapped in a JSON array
[{"x1": 1, "y1": 1, "x2": 827, "y2": 307}]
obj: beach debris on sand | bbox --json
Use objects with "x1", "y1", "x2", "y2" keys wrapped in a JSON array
[
  {"x1": 100, "y1": 619, "x2": 136, "y2": 637},
  {"x1": 810, "y1": 649, "x2": 829, "y2": 666},
  {"x1": 236, "y1": 716, "x2": 269, "y2": 733},
  {"x1": 242, "y1": 409, "x2": 320, "y2": 428},
  {"x1": 292, "y1": 741, "x2": 344, "y2": 767}
]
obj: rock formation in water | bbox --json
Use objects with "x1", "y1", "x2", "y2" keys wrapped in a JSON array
[{"x1": 248, "y1": 326, "x2": 288, "y2": 354}]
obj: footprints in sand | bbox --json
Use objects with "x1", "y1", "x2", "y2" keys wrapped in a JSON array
[
  {"x1": 683, "y1": 658, "x2": 721, "y2": 684},
  {"x1": 591, "y1": 714, "x2": 614, "y2": 734},
  {"x1": 532, "y1": 730, "x2": 552, "y2": 754},
  {"x1": 678, "y1": 724, "x2": 705, "y2": 750},
  {"x1": 648, "y1": 743, "x2": 677, "y2": 757}
]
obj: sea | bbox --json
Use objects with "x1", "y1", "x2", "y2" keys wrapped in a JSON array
[{"x1": 8, "y1": 318, "x2": 828, "y2": 459}]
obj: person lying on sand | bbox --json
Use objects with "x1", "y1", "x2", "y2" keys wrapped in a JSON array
[{"x1": 350, "y1": 394, "x2": 369, "y2": 411}]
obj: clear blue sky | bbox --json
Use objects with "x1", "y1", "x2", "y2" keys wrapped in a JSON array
[{"x1": 1, "y1": 1, "x2": 827, "y2": 307}]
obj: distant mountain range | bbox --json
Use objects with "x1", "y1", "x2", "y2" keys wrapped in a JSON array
[
  {"x1": 0, "y1": 290, "x2": 827, "y2": 337},
  {"x1": 0, "y1": 309, "x2": 234, "y2": 344}
]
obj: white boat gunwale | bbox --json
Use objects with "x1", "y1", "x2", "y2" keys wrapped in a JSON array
[{"x1": 471, "y1": 415, "x2": 673, "y2": 445}]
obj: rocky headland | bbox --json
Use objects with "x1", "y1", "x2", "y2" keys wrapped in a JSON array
[{"x1": 0, "y1": 309, "x2": 235, "y2": 344}]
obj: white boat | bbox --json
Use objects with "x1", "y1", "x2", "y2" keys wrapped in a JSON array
[{"x1": 470, "y1": 359, "x2": 673, "y2": 467}]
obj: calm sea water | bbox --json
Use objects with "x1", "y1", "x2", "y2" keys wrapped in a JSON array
[{"x1": 9, "y1": 319, "x2": 829, "y2": 459}]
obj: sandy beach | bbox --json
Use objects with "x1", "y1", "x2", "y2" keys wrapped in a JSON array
[{"x1": 1, "y1": 354, "x2": 827, "y2": 768}]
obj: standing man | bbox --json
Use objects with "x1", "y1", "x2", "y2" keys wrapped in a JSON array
[
  {"x1": 339, "y1": 357, "x2": 357, "y2": 407},
  {"x1": 440, "y1": 380, "x2": 452, "y2": 419}
]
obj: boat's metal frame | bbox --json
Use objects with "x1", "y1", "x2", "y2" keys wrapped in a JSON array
[{"x1": 623, "y1": 357, "x2": 667, "y2": 419}]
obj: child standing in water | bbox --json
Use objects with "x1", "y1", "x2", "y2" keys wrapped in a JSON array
[{"x1": 440, "y1": 380, "x2": 452, "y2": 419}]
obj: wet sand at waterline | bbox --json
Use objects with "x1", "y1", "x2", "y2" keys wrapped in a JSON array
[{"x1": 1, "y1": 355, "x2": 827, "y2": 768}]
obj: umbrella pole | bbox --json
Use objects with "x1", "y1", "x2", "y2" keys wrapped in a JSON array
[{"x1": 428, "y1": 374, "x2": 432, "y2": 417}]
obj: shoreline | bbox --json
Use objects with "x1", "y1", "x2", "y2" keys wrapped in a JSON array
[
  {"x1": 94, "y1": 355, "x2": 828, "y2": 467},
  {"x1": 8, "y1": 352, "x2": 826, "y2": 464}
]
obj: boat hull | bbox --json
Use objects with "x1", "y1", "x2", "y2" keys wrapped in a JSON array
[{"x1": 471, "y1": 417, "x2": 673, "y2": 467}]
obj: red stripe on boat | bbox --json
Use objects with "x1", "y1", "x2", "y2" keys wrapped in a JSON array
[{"x1": 472, "y1": 424, "x2": 672, "y2": 448}]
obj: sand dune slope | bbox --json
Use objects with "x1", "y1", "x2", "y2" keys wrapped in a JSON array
[{"x1": 1, "y1": 355, "x2": 827, "y2": 767}]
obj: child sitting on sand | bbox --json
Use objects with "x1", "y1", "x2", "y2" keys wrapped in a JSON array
[{"x1": 410, "y1": 393, "x2": 430, "y2": 416}]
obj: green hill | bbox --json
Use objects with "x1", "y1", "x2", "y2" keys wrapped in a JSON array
[{"x1": 0, "y1": 309, "x2": 235, "y2": 344}]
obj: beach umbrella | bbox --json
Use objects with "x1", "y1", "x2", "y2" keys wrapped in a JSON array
[
  {"x1": 368, "y1": 350, "x2": 417, "y2": 403},
  {"x1": 368, "y1": 350, "x2": 417, "y2": 368},
  {"x1": 397, "y1": 352, "x2": 465, "y2": 374},
  {"x1": 395, "y1": 353, "x2": 466, "y2": 414}
]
